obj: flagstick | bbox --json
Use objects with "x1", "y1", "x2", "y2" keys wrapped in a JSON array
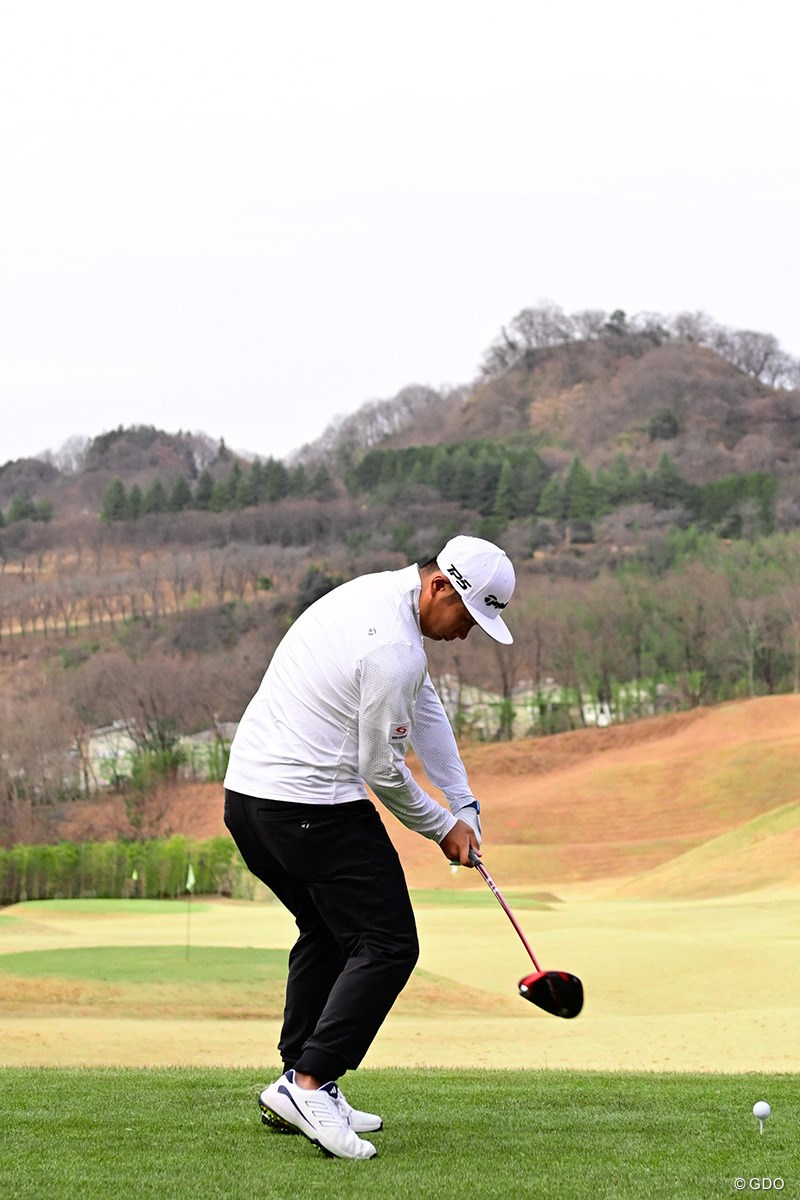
[{"x1": 184, "y1": 862, "x2": 196, "y2": 961}]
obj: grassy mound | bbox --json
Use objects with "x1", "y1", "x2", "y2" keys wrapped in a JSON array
[{"x1": 614, "y1": 801, "x2": 800, "y2": 899}]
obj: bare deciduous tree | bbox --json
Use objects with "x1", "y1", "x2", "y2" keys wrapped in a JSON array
[
  {"x1": 0, "y1": 688, "x2": 72, "y2": 847},
  {"x1": 570, "y1": 308, "x2": 608, "y2": 341}
]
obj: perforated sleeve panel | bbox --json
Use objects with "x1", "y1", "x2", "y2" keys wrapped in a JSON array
[
  {"x1": 412, "y1": 674, "x2": 476, "y2": 811},
  {"x1": 358, "y1": 642, "x2": 457, "y2": 842}
]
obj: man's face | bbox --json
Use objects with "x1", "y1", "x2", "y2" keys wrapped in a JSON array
[{"x1": 420, "y1": 579, "x2": 478, "y2": 641}]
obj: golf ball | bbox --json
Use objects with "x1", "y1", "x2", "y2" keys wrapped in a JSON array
[{"x1": 753, "y1": 1101, "x2": 771, "y2": 1120}]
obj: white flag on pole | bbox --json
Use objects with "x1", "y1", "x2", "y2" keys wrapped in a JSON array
[{"x1": 186, "y1": 863, "x2": 196, "y2": 893}]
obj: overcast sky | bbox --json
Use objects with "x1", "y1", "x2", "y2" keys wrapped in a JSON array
[{"x1": 2, "y1": 0, "x2": 798, "y2": 465}]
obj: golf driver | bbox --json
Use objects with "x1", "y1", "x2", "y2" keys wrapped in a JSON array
[{"x1": 468, "y1": 849, "x2": 584, "y2": 1019}]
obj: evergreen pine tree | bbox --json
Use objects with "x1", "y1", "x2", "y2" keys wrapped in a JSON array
[
  {"x1": 563, "y1": 457, "x2": 597, "y2": 520},
  {"x1": 492, "y1": 459, "x2": 517, "y2": 522},
  {"x1": 647, "y1": 454, "x2": 690, "y2": 509},
  {"x1": 606, "y1": 454, "x2": 634, "y2": 505},
  {"x1": 127, "y1": 484, "x2": 143, "y2": 519},
  {"x1": 515, "y1": 451, "x2": 546, "y2": 515},
  {"x1": 234, "y1": 467, "x2": 256, "y2": 508},
  {"x1": 194, "y1": 470, "x2": 214, "y2": 510},
  {"x1": 248, "y1": 459, "x2": 266, "y2": 503},
  {"x1": 289, "y1": 464, "x2": 308, "y2": 496},
  {"x1": 8, "y1": 493, "x2": 37, "y2": 522},
  {"x1": 537, "y1": 476, "x2": 565, "y2": 519},
  {"x1": 142, "y1": 478, "x2": 167, "y2": 514},
  {"x1": 473, "y1": 447, "x2": 502, "y2": 516},
  {"x1": 226, "y1": 463, "x2": 245, "y2": 508},
  {"x1": 451, "y1": 446, "x2": 479, "y2": 510},
  {"x1": 101, "y1": 479, "x2": 128, "y2": 522},
  {"x1": 433, "y1": 445, "x2": 457, "y2": 501},
  {"x1": 209, "y1": 478, "x2": 231, "y2": 512},
  {"x1": 264, "y1": 458, "x2": 290, "y2": 501},
  {"x1": 168, "y1": 475, "x2": 192, "y2": 512},
  {"x1": 309, "y1": 465, "x2": 336, "y2": 499}
]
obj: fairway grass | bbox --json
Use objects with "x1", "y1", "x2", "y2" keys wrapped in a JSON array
[
  {"x1": 2, "y1": 1067, "x2": 797, "y2": 1200},
  {"x1": 2, "y1": 894, "x2": 799, "y2": 1072}
]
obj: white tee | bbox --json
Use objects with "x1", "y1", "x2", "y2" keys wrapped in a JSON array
[{"x1": 224, "y1": 564, "x2": 478, "y2": 842}]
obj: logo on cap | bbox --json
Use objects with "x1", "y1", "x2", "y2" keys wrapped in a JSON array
[
  {"x1": 484, "y1": 594, "x2": 507, "y2": 609},
  {"x1": 446, "y1": 564, "x2": 471, "y2": 591}
]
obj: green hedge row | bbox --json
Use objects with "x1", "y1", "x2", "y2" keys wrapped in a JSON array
[{"x1": 0, "y1": 835, "x2": 261, "y2": 906}]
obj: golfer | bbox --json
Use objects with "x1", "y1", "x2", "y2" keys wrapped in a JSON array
[{"x1": 223, "y1": 535, "x2": 515, "y2": 1159}]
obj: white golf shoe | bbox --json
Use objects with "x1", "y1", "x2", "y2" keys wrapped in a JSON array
[
  {"x1": 260, "y1": 1074, "x2": 382, "y2": 1136},
  {"x1": 259, "y1": 1071, "x2": 377, "y2": 1159}
]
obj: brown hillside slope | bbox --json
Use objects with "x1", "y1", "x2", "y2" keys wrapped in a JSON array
[
  {"x1": 60, "y1": 696, "x2": 800, "y2": 895},
  {"x1": 384, "y1": 338, "x2": 800, "y2": 481},
  {"x1": 385, "y1": 695, "x2": 800, "y2": 889}
]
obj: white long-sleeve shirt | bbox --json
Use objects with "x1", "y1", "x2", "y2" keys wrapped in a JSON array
[{"x1": 224, "y1": 564, "x2": 477, "y2": 842}]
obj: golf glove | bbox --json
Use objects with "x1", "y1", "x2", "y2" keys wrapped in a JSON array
[{"x1": 452, "y1": 799, "x2": 481, "y2": 845}]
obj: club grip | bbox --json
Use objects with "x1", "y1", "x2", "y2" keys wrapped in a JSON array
[{"x1": 449, "y1": 849, "x2": 483, "y2": 869}]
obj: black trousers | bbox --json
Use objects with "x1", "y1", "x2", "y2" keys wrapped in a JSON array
[{"x1": 224, "y1": 788, "x2": 419, "y2": 1082}]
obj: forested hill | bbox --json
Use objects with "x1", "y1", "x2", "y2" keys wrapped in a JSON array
[
  {"x1": 299, "y1": 304, "x2": 800, "y2": 487},
  {"x1": 2, "y1": 304, "x2": 799, "y2": 534}
]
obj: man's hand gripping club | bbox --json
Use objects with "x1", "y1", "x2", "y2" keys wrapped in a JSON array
[{"x1": 439, "y1": 818, "x2": 480, "y2": 866}]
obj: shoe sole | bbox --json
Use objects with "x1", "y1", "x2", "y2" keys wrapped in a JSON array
[
  {"x1": 260, "y1": 1100, "x2": 300, "y2": 1135},
  {"x1": 309, "y1": 1138, "x2": 336, "y2": 1159}
]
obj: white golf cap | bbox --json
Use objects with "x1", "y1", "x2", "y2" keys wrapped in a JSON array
[{"x1": 436, "y1": 535, "x2": 515, "y2": 644}]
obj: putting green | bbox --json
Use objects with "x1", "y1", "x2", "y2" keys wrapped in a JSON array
[
  {"x1": 11, "y1": 899, "x2": 213, "y2": 915},
  {"x1": 0, "y1": 945, "x2": 288, "y2": 983}
]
